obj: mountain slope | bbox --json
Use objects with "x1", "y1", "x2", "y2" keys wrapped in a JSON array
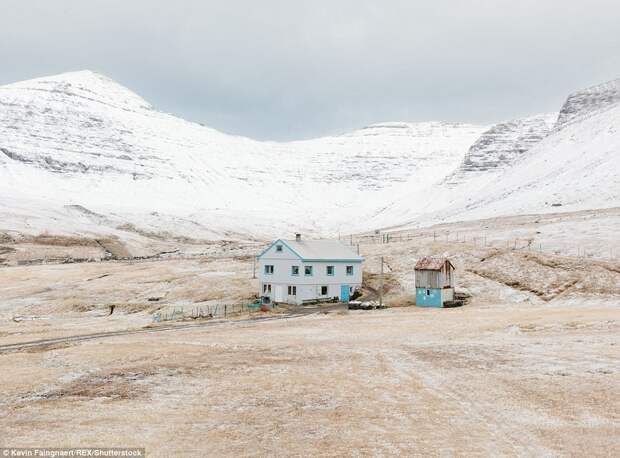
[
  {"x1": 454, "y1": 102, "x2": 620, "y2": 218},
  {"x1": 0, "y1": 71, "x2": 485, "y2": 239},
  {"x1": 371, "y1": 98, "x2": 620, "y2": 230}
]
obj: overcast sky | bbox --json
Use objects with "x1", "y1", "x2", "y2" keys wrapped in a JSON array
[{"x1": 1, "y1": 1, "x2": 620, "y2": 140}]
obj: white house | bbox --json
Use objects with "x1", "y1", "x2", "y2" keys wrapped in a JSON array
[{"x1": 257, "y1": 234, "x2": 363, "y2": 305}]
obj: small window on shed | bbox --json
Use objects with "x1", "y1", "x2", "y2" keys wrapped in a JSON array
[
  {"x1": 346, "y1": 265, "x2": 354, "y2": 276},
  {"x1": 276, "y1": 244, "x2": 283, "y2": 252},
  {"x1": 321, "y1": 286, "x2": 328, "y2": 295},
  {"x1": 426, "y1": 289, "x2": 431, "y2": 296}
]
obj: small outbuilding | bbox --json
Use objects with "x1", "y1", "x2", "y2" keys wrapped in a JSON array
[{"x1": 414, "y1": 257, "x2": 456, "y2": 307}]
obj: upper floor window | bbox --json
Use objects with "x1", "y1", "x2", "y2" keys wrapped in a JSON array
[
  {"x1": 346, "y1": 265, "x2": 354, "y2": 276},
  {"x1": 276, "y1": 244, "x2": 283, "y2": 252},
  {"x1": 291, "y1": 265, "x2": 299, "y2": 276},
  {"x1": 264, "y1": 265, "x2": 274, "y2": 275},
  {"x1": 326, "y1": 265, "x2": 334, "y2": 276},
  {"x1": 304, "y1": 265, "x2": 313, "y2": 276}
]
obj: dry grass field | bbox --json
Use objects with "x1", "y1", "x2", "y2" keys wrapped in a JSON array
[
  {"x1": 0, "y1": 209, "x2": 619, "y2": 456},
  {"x1": 0, "y1": 303, "x2": 618, "y2": 456}
]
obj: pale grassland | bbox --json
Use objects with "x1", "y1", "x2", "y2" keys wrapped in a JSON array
[{"x1": 0, "y1": 209, "x2": 619, "y2": 456}]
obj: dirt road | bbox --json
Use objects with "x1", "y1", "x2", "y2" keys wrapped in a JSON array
[{"x1": 0, "y1": 304, "x2": 345, "y2": 353}]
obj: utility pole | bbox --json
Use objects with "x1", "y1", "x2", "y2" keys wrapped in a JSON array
[{"x1": 379, "y1": 256, "x2": 384, "y2": 308}]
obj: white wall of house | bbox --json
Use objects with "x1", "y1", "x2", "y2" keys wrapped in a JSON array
[{"x1": 257, "y1": 241, "x2": 362, "y2": 305}]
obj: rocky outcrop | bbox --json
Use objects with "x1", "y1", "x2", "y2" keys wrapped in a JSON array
[
  {"x1": 555, "y1": 78, "x2": 620, "y2": 130},
  {"x1": 445, "y1": 113, "x2": 557, "y2": 186}
]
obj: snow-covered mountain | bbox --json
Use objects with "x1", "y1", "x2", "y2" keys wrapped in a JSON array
[
  {"x1": 1, "y1": 70, "x2": 618, "y2": 241},
  {"x1": 370, "y1": 85, "x2": 620, "y2": 231},
  {"x1": 0, "y1": 71, "x2": 484, "y2": 239}
]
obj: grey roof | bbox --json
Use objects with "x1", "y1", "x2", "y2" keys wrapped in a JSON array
[{"x1": 282, "y1": 239, "x2": 363, "y2": 261}]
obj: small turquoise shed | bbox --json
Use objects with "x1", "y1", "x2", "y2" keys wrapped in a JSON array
[{"x1": 414, "y1": 257, "x2": 456, "y2": 307}]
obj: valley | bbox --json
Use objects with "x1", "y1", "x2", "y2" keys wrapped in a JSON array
[
  {"x1": 0, "y1": 210, "x2": 618, "y2": 456},
  {"x1": 0, "y1": 71, "x2": 619, "y2": 456}
]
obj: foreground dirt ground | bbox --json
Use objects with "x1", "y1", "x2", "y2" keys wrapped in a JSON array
[
  {"x1": 1, "y1": 209, "x2": 619, "y2": 456},
  {"x1": 0, "y1": 303, "x2": 618, "y2": 456}
]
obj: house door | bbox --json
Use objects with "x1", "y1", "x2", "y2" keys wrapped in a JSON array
[
  {"x1": 274, "y1": 285, "x2": 284, "y2": 303},
  {"x1": 340, "y1": 285, "x2": 350, "y2": 302}
]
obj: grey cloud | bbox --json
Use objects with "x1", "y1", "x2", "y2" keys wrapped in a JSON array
[{"x1": 1, "y1": 0, "x2": 619, "y2": 140}]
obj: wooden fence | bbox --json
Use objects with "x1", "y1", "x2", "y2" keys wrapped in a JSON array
[
  {"x1": 152, "y1": 302, "x2": 267, "y2": 323},
  {"x1": 339, "y1": 230, "x2": 618, "y2": 261}
]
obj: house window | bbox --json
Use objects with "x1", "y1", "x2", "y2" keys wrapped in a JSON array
[
  {"x1": 321, "y1": 286, "x2": 328, "y2": 295},
  {"x1": 304, "y1": 266, "x2": 313, "y2": 276},
  {"x1": 263, "y1": 284, "x2": 272, "y2": 293},
  {"x1": 291, "y1": 266, "x2": 299, "y2": 276},
  {"x1": 326, "y1": 265, "x2": 334, "y2": 276},
  {"x1": 276, "y1": 244, "x2": 283, "y2": 252},
  {"x1": 346, "y1": 265, "x2": 354, "y2": 276},
  {"x1": 264, "y1": 265, "x2": 274, "y2": 275},
  {"x1": 288, "y1": 285, "x2": 297, "y2": 296}
]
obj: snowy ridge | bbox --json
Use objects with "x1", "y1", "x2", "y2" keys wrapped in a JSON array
[
  {"x1": 555, "y1": 78, "x2": 620, "y2": 131},
  {"x1": 445, "y1": 113, "x2": 557, "y2": 187},
  {"x1": 1, "y1": 70, "x2": 618, "y2": 240},
  {"x1": 0, "y1": 71, "x2": 484, "y2": 239}
]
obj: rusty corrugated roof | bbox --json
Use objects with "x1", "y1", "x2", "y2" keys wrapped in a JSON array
[{"x1": 414, "y1": 256, "x2": 451, "y2": 271}]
